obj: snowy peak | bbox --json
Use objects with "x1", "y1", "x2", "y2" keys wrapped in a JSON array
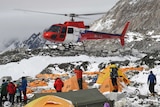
[
  {"x1": 4, "y1": 32, "x2": 47, "y2": 52},
  {"x1": 23, "y1": 33, "x2": 46, "y2": 49}
]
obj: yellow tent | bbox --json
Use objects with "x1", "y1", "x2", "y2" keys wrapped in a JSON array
[
  {"x1": 25, "y1": 95, "x2": 74, "y2": 107},
  {"x1": 96, "y1": 65, "x2": 130, "y2": 92},
  {"x1": 96, "y1": 65, "x2": 112, "y2": 84},
  {"x1": 96, "y1": 65, "x2": 131, "y2": 85},
  {"x1": 99, "y1": 77, "x2": 125, "y2": 93}
]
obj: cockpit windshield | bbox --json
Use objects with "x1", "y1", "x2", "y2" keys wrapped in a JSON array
[{"x1": 47, "y1": 25, "x2": 61, "y2": 32}]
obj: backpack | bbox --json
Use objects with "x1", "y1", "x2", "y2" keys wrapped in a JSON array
[{"x1": 110, "y1": 67, "x2": 118, "y2": 78}]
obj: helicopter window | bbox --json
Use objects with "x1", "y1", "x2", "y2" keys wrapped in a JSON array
[
  {"x1": 68, "y1": 28, "x2": 74, "y2": 34},
  {"x1": 51, "y1": 34, "x2": 57, "y2": 40},
  {"x1": 61, "y1": 27, "x2": 67, "y2": 33},
  {"x1": 48, "y1": 25, "x2": 61, "y2": 32}
]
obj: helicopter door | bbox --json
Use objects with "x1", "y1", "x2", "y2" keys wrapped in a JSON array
[
  {"x1": 64, "y1": 27, "x2": 79, "y2": 43},
  {"x1": 59, "y1": 27, "x2": 67, "y2": 41}
]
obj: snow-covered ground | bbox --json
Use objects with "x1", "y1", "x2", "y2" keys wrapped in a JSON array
[
  {"x1": 0, "y1": 55, "x2": 139, "y2": 80},
  {"x1": 0, "y1": 54, "x2": 160, "y2": 107}
]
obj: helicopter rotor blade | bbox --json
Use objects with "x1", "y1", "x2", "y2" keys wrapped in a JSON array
[
  {"x1": 77, "y1": 12, "x2": 107, "y2": 16},
  {"x1": 15, "y1": 9, "x2": 107, "y2": 17},
  {"x1": 15, "y1": 9, "x2": 66, "y2": 16},
  {"x1": 15, "y1": 9, "x2": 107, "y2": 22}
]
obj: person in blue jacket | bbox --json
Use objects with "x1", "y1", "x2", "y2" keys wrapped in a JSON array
[
  {"x1": 20, "y1": 77, "x2": 27, "y2": 104},
  {"x1": 147, "y1": 71, "x2": 156, "y2": 96}
]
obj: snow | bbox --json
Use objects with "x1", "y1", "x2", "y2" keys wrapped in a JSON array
[
  {"x1": 126, "y1": 32, "x2": 144, "y2": 42},
  {"x1": 0, "y1": 55, "x2": 140, "y2": 80},
  {"x1": 151, "y1": 35, "x2": 160, "y2": 42}
]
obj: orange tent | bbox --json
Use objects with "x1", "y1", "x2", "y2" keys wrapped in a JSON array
[
  {"x1": 83, "y1": 72, "x2": 100, "y2": 75},
  {"x1": 36, "y1": 74, "x2": 55, "y2": 79},
  {"x1": 28, "y1": 80, "x2": 48, "y2": 87},
  {"x1": 62, "y1": 75, "x2": 88, "y2": 92},
  {"x1": 41, "y1": 89, "x2": 57, "y2": 93},
  {"x1": 26, "y1": 87, "x2": 34, "y2": 94},
  {"x1": 36, "y1": 73, "x2": 69, "y2": 80},
  {"x1": 119, "y1": 67, "x2": 144, "y2": 73},
  {"x1": 25, "y1": 95, "x2": 74, "y2": 107}
]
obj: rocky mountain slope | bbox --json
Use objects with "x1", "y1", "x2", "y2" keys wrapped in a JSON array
[
  {"x1": 87, "y1": 0, "x2": 160, "y2": 52},
  {"x1": 91, "y1": 0, "x2": 160, "y2": 34}
]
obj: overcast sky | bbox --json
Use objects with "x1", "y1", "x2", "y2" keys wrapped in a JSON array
[{"x1": 0, "y1": 0, "x2": 119, "y2": 47}]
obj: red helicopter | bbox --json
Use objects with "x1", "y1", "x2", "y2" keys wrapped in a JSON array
[{"x1": 16, "y1": 9, "x2": 130, "y2": 46}]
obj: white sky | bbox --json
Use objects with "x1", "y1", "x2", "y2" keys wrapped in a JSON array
[{"x1": 0, "y1": 0, "x2": 119, "y2": 47}]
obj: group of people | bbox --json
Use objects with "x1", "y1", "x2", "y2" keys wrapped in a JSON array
[{"x1": 0, "y1": 76, "x2": 27, "y2": 106}]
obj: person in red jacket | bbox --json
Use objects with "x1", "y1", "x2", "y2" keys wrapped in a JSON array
[
  {"x1": 7, "y1": 81, "x2": 16, "y2": 105},
  {"x1": 54, "y1": 78, "x2": 64, "y2": 92},
  {"x1": 74, "y1": 65, "x2": 83, "y2": 89}
]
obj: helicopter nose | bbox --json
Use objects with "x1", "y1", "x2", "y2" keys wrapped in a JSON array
[
  {"x1": 43, "y1": 32, "x2": 57, "y2": 41},
  {"x1": 43, "y1": 33, "x2": 50, "y2": 39}
]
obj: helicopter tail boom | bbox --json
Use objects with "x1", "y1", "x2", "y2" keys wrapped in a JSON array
[{"x1": 80, "y1": 22, "x2": 130, "y2": 46}]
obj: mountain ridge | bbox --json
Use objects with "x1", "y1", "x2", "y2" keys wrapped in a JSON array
[{"x1": 91, "y1": 0, "x2": 160, "y2": 35}]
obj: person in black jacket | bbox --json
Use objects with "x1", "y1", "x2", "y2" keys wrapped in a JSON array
[
  {"x1": 0, "y1": 80, "x2": 8, "y2": 105},
  {"x1": 110, "y1": 63, "x2": 119, "y2": 92}
]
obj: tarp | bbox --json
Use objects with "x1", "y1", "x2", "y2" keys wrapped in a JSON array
[
  {"x1": 29, "y1": 88, "x2": 113, "y2": 107},
  {"x1": 25, "y1": 95, "x2": 74, "y2": 107}
]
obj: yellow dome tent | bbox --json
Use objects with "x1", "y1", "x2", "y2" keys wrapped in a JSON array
[
  {"x1": 25, "y1": 95, "x2": 74, "y2": 107},
  {"x1": 96, "y1": 65, "x2": 130, "y2": 92}
]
